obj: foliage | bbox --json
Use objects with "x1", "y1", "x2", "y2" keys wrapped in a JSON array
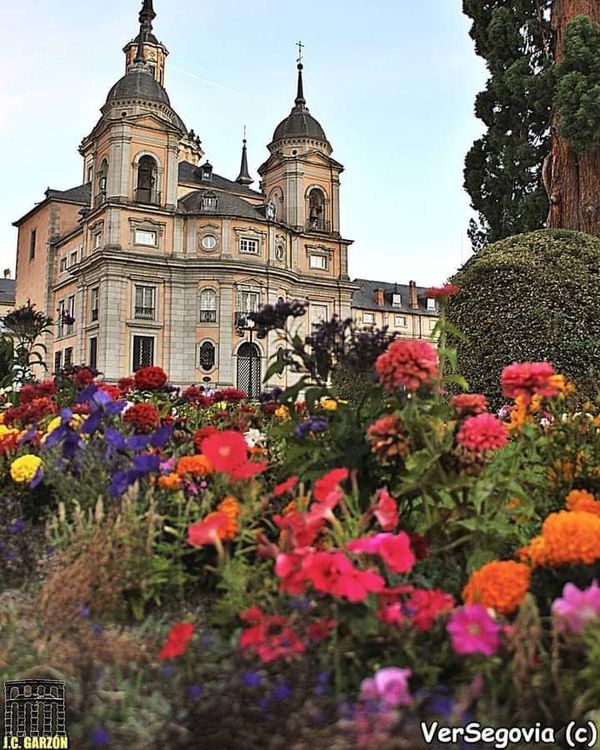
[
  {"x1": 555, "y1": 14, "x2": 600, "y2": 153},
  {"x1": 1, "y1": 301, "x2": 54, "y2": 386},
  {"x1": 462, "y1": 0, "x2": 553, "y2": 250},
  {"x1": 446, "y1": 229, "x2": 600, "y2": 407}
]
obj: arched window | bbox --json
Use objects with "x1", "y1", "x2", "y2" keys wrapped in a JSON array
[
  {"x1": 136, "y1": 155, "x2": 159, "y2": 204},
  {"x1": 97, "y1": 159, "x2": 108, "y2": 205},
  {"x1": 199, "y1": 288, "x2": 217, "y2": 323},
  {"x1": 198, "y1": 341, "x2": 216, "y2": 371},
  {"x1": 236, "y1": 342, "x2": 261, "y2": 399},
  {"x1": 308, "y1": 188, "x2": 326, "y2": 231}
]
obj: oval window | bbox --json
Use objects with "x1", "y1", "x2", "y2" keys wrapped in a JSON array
[
  {"x1": 201, "y1": 234, "x2": 217, "y2": 250},
  {"x1": 199, "y1": 341, "x2": 216, "y2": 371}
]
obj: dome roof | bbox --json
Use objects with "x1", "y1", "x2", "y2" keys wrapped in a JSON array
[
  {"x1": 106, "y1": 65, "x2": 170, "y2": 106},
  {"x1": 272, "y1": 107, "x2": 328, "y2": 143}
]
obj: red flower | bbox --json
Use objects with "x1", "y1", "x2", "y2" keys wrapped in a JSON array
[
  {"x1": 501, "y1": 362, "x2": 558, "y2": 400},
  {"x1": 450, "y1": 393, "x2": 488, "y2": 416},
  {"x1": 97, "y1": 383, "x2": 120, "y2": 400},
  {"x1": 274, "y1": 475, "x2": 299, "y2": 497},
  {"x1": 303, "y1": 550, "x2": 385, "y2": 602},
  {"x1": 193, "y1": 426, "x2": 218, "y2": 452},
  {"x1": 313, "y1": 468, "x2": 349, "y2": 503},
  {"x1": 188, "y1": 512, "x2": 229, "y2": 547},
  {"x1": 239, "y1": 606, "x2": 306, "y2": 663},
  {"x1": 425, "y1": 284, "x2": 460, "y2": 299},
  {"x1": 213, "y1": 388, "x2": 247, "y2": 404},
  {"x1": 457, "y1": 413, "x2": 508, "y2": 453},
  {"x1": 201, "y1": 430, "x2": 248, "y2": 472},
  {"x1": 274, "y1": 510, "x2": 325, "y2": 548},
  {"x1": 118, "y1": 376, "x2": 136, "y2": 395},
  {"x1": 75, "y1": 369, "x2": 95, "y2": 388},
  {"x1": 158, "y1": 622, "x2": 194, "y2": 660},
  {"x1": 275, "y1": 549, "x2": 311, "y2": 595},
  {"x1": 134, "y1": 366, "x2": 168, "y2": 391},
  {"x1": 4, "y1": 397, "x2": 57, "y2": 427},
  {"x1": 262, "y1": 402, "x2": 279, "y2": 416},
  {"x1": 375, "y1": 339, "x2": 439, "y2": 393},
  {"x1": 409, "y1": 588, "x2": 454, "y2": 631},
  {"x1": 183, "y1": 386, "x2": 214, "y2": 407},
  {"x1": 19, "y1": 381, "x2": 56, "y2": 405},
  {"x1": 374, "y1": 488, "x2": 398, "y2": 531},
  {"x1": 348, "y1": 532, "x2": 416, "y2": 574},
  {"x1": 123, "y1": 403, "x2": 160, "y2": 434},
  {"x1": 308, "y1": 618, "x2": 337, "y2": 641},
  {"x1": 407, "y1": 531, "x2": 428, "y2": 560}
]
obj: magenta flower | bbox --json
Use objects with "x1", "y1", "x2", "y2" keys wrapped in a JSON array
[
  {"x1": 360, "y1": 667, "x2": 412, "y2": 707},
  {"x1": 552, "y1": 580, "x2": 600, "y2": 635},
  {"x1": 447, "y1": 604, "x2": 501, "y2": 657}
]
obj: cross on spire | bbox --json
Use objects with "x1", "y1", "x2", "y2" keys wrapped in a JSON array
[{"x1": 296, "y1": 40, "x2": 304, "y2": 65}]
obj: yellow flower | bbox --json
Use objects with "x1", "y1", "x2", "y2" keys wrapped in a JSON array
[
  {"x1": 0, "y1": 425, "x2": 19, "y2": 438},
  {"x1": 319, "y1": 397, "x2": 339, "y2": 411},
  {"x1": 275, "y1": 405, "x2": 290, "y2": 420},
  {"x1": 549, "y1": 374, "x2": 575, "y2": 397},
  {"x1": 10, "y1": 455, "x2": 43, "y2": 483}
]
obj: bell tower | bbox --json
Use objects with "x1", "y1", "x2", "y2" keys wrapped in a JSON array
[{"x1": 123, "y1": 0, "x2": 168, "y2": 85}]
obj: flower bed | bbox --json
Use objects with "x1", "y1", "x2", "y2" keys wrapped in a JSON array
[{"x1": 1, "y1": 311, "x2": 600, "y2": 748}]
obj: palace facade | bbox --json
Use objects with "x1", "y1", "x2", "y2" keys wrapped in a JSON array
[{"x1": 12, "y1": 1, "x2": 437, "y2": 393}]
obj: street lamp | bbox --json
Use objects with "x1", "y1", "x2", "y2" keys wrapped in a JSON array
[{"x1": 236, "y1": 315, "x2": 258, "y2": 399}]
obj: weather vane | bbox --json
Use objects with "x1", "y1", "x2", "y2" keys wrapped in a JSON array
[{"x1": 296, "y1": 40, "x2": 304, "y2": 65}]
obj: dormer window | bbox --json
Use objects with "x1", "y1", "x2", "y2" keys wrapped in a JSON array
[
  {"x1": 201, "y1": 192, "x2": 218, "y2": 211},
  {"x1": 392, "y1": 293, "x2": 402, "y2": 308},
  {"x1": 201, "y1": 162, "x2": 213, "y2": 182},
  {"x1": 427, "y1": 298, "x2": 436, "y2": 311}
]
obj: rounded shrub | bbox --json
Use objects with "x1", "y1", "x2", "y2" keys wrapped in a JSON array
[{"x1": 446, "y1": 229, "x2": 600, "y2": 407}]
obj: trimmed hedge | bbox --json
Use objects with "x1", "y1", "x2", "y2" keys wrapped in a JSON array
[{"x1": 446, "y1": 229, "x2": 600, "y2": 407}]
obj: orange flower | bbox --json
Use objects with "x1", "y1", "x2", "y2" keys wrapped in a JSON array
[
  {"x1": 566, "y1": 489, "x2": 600, "y2": 516},
  {"x1": 518, "y1": 536, "x2": 548, "y2": 567},
  {"x1": 549, "y1": 374, "x2": 575, "y2": 397},
  {"x1": 214, "y1": 496, "x2": 241, "y2": 541},
  {"x1": 283, "y1": 500, "x2": 297, "y2": 516},
  {"x1": 534, "y1": 511, "x2": 600, "y2": 567},
  {"x1": 176, "y1": 454, "x2": 213, "y2": 477},
  {"x1": 158, "y1": 473, "x2": 182, "y2": 490},
  {"x1": 463, "y1": 560, "x2": 530, "y2": 615}
]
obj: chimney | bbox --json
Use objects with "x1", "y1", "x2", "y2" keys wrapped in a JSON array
[
  {"x1": 3, "y1": 269, "x2": 10, "y2": 279},
  {"x1": 374, "y1": 288, "x2": 385, "y2": 306},
  {"x1": 409, "y1": 280, "x2": 419, "y2": 309}
]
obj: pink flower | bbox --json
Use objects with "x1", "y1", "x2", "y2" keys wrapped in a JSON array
[
  {"x1": 425, "y1": 284, "x2": 460, "y2": 300},
  {"x1": 374, "y1": 488, "x2": 398, "y2": 531},
  {"x1": 375, "y1": 339, "x2": 439, "y2": 393},
  {"x1": 456, "y1": 413, "x2": 509, "y2": 453},
  {"x1": 313, "y1": 468, "x2": 349, "y2": 503},
  {"x1": 348, "y1": 532, "x2": 416, "y2": 574},
  {"x1": 447, "y1": 604, "x2": 501, "y2": 657},
  {"x1": 450, "y1": 393, "x2": 488, "y2": 416},
  {"x1": 158, "y1": 622, "x2": 194, "y2": 660},
  {"x1": 552, "y1": 580, "x2": 600, "y2": 634},
  {"x1": 360, "y1": 667, "x2": 412, "y2": 707},
  {"x1": 501, "y1": 362, "x2": 558, "y2": 400}
]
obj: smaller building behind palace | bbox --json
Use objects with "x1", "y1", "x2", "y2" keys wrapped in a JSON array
[{"x1": 11, "y1": 1, "x2": 438, "y2": 392}]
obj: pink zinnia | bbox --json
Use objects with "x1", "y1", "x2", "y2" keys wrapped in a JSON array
[
  {"x1": 375, "y1": 339, "x2": 439, "y2": 393},
  {"x1": 501, "y1": 362, "x2": 558, "y2": 400},
  {"x1": 360, "y1": 667, "x2": 412, "y2": 707},
  {"x1": 447, "y1": 604, "x2": 501, "y2": 657},
  {"x1": 552, "y1": 580, "x2": 600, "y2": 634},
  {"x1": 450, "y1": 393, "x2": 488, "y2": 416},
  {"x1": 457, "y1": 413, "x2": 509, "y2": 453}
]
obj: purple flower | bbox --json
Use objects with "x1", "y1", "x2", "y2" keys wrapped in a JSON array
[
  {"x1": 241, "y1": 671, "x2": 262, "y2": 687},
  {"x1": 80, "y1": 605, "x2": 91, "y2": 619},
  {"x1": 151, "y1": 424, "x2": 174, "y2": 449},
  {"x1": 90, "y1": 727, "x2": 111, "y2": 745},
  {"x1": 294, "y1": 417, "x2": 328, "y2": 439},
  {"x1": 126, "y1": 434, "x2": 151, "y2": 451},
  {"x1": 7, "y1": 520, "x2": 25, "y2": 535},
  {"x1": 104, "y1": 428, "x2": 126, "y2": 451},
  {"x1": 272, "y1": 682, "x2": 293, "y2": 700},
  {"x1": 29, "y1": 467, "x2": 44, "y2": 489},
  {"x1": 186, "y1": 685, "x2": 203, "y2": 700},
  {"x1": 447, "y1": 604, "x2": 501, "y2": 657},
  {"x1": 552, "y1": 580, "x2": 600, "y2": 634}
]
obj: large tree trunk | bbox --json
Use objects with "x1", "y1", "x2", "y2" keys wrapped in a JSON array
[{"x1": 547, "y1": 0, "x2": 600, "y2": 234}]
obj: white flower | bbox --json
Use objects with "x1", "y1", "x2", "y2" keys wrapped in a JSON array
[{"x1": 244, "y1": 428, "x2": 265, "y2": 448}]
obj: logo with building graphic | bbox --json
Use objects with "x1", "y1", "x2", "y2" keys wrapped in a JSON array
[{"x1": 3, "y1": 680, "x2": 68, "y2": 749}]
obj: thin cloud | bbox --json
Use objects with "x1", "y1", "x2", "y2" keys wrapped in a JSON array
[{"x1": 170, "y1": 66, "x2": 261, "y2": 103}]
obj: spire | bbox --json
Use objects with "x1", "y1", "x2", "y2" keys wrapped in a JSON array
[
  {"x1": 294, "y1": 41, "x2": 307, "y2": 110},
  {"x1": 139, "y1": 0, "x2": 156, "y2": 42},
  {"x1": 236, "y1": 129, "x2": 253, "y2": 186}
]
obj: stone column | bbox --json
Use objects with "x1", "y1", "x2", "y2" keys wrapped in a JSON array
[
  {"x1": 102, "y1": 276, "x2": 126, "y2": 379},
  {"x1": 222, "y1": 219, "x2": 232, "y2": 258},
  {"x1": 218, "y1": 284, "x2": 234, "y2": 386},
  {"x1": 165, "y1": 140, "x2": 179, "y2": 210}
]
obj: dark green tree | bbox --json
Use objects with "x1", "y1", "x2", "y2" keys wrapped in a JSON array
[{"x1": 463, "y1": 0, "x2": 554, "y2": 249}]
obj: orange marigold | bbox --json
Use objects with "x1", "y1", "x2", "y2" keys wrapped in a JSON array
[
  {"x1": 535, "y1": 511, "x2": 600, "y2": 567},
  {"x1": 158, "y1": 473, "x2": 182, "y2": 490},
  {"x1": 176, "y1": 454, "x2": 213, "y2": 477},
  {"x1": 463, "y1": 560, "x2": 530, "y2": 615},
  {"x1": 215, "y1": 496, "x2": 241, "y2": 541},
  {"x1": 566, "y1": 489, "x2": 600, "y2": 517}
]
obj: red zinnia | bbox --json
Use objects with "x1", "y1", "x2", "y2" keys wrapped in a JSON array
[
  {"x1": 118, "y1": 376, "x2": 136, "y2": 395},
  {"x1": 213, "y1": 388, "x2": 247, "y2": 403},
  {"x1": 123, "y1": 402, "x2": 160, "y2": 434},
  {"x1": 450, "y1": 393, "x2": 488, "y2": 416},
  {"x1": 193, "y1": 425, "x2": 218, "y2": 453},
  {"x1": 457, "y1": 413, "x2": 508, "y2": 453},
  {"x1": 501, "y1": 362, "x2": 558, "y2": 401},
  {"x1": 158, "y1": 622, "x2": 194, "y2": 660},
  {"x1": 134, "y1": 366, "x2": 168, "y2": 391},
  {"x1": 375, "y1": 339, "x2": 439, "y2": 393}
]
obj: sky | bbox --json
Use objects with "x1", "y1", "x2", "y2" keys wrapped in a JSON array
[{"x1": 0, "y1": 0, "x2": 488, "y2": 286}]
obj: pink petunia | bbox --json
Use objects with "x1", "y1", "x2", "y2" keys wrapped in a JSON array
[
  {"x1": 447, "y1": 604, "x2": 501, "y2": 657},
  {"x1": 552, "y1": 580, "x2": 600, "y2": 634}
]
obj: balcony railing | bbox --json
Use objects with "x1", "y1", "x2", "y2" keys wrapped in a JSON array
[
  {"x1": 305, "y1": 219, "x2": 331, "y2": 233},
  {"x1": 235, "y1": 312, "x2": 257, "y2": 328},
  {"x1": 134, "y1": 188, "x2": 161, "y2": 206},
  {"x1": 134, "y1": 306, "x2": 155, "y2": 320},
  {"x1": 199, "y1": 310, "x2": 217, "y2": 323}
]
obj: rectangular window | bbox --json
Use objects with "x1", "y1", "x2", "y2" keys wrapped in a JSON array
[
  {"x1": 132, "y1": 335, "x2": 154, "y2": 371},
  {"x1": 310, "y1": 304, "x2": 328, "y2": 332},
  {"x1": 29, "y1": 229, "x2": 36, "y2": 261},
  {"x1": 54, "y1": 350, "x2": 62, "y2": 374},
  {"x1": 64, "y1": 347, "x2": 73, "y2": 368},
  {"x1": 134, "y1": 285, "x2": 156, "y2": 320},
  {"x1": 134, "y1": 229, "x2": 158, "y2": 247},
  {"x1": 238, "y1": 291, "x2": 260, "y2": 312},
  {"x1": 363, "y1": 312, "x2": 375, "y2": 324},
  {"x1": 395, "y1": 315, "x2": 407, "y2": 327},
  {"x1": 94, "y1": 232, "x2": 102, "y2": 249},
  {"x1": 240, "y1": 238, "x2": 259, "y2": 255},
  {"x1": 67, "y1": 295, "x2": 75, "y2": 335},
  {"x1": 69, "y1": 251, "x2": 78, "y2": 267},
  {"x1": 427, "y1": 298, "x2": 436, "y2": 311},
  {"x1": 309, "y1": 254, "x2": 328, "y2": 270},
  {"x1": 59, "y1": 258, "x2": 67, "y2": 273},
  {"x1": 392, "y1": 294, "x2": 402, "y2": 308},
  {"x1": 89, "y1": 337, "x2": 98, "y2": 370},
  {"x1": 90, "y1": 287, "x2": 99, "y2": 322},
  {"x1": 57, "y1": 299, "x2": 65, "y2": 337}
]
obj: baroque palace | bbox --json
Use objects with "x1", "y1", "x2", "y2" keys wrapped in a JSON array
[{"x1": 12, "y1": 1, "x2": 438, "y2": 393}]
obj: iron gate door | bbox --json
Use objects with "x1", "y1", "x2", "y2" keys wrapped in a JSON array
[{"x1": 236, "y1": 342, "x2": 261, "y2": 399}]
